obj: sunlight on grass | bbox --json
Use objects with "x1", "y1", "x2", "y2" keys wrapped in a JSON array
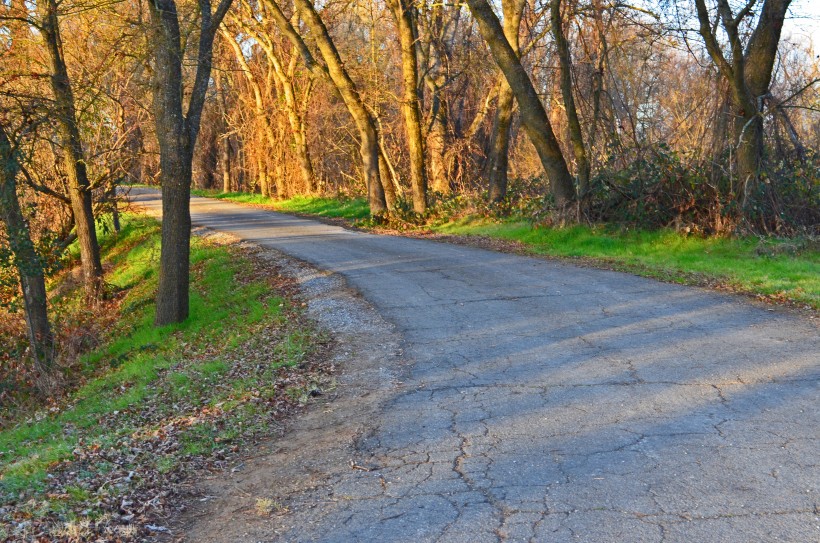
[
  {"x1": 191, "y1": 189, "x2": 370, "y2": 220},
  {"x1": 190, "y1": 191, "x2": 817, "y2": 308},
  {"x1": 436, "y1": 218, "x2": 819, "y2": 308},
  {"x1": 274, "y1": 195, "x2": 370, "y2": 219}
]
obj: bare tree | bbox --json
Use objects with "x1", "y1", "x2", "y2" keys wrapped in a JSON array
[
  {"x1": 148, "y1": 0, "x2": 233, "y2": 325},
  {"x1": 386, "y1": 0, "x2": 428, "y2": 213},
  {"x1": 487, "y1": 0, "x2": 525, "y2": 202},
  {"x1": 0, "y1": 124, "x2": 54, "y2": 378},
  {"x1": 38, "y1": 0, "x2": 103, "y2": 299},
  {"x1": 694, "y1": 0, "x2": 792, "y2": 210},
  {"x1": 467, "y1": 0, "x2": 577, "y2": 210},
  {"x1": 263, "y1": 0, "x2": 389, "y2": 215},
  {"x1": 552, "y1": 0, "x2": 590, "y2": 200},
  {"x1": 223, "y1": 4, "x2": 316, "y2": 194}
]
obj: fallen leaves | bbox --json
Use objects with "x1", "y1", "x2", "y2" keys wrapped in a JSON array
[{"x1": 1, "y1": 237, "x2": 336, "y2": 542}]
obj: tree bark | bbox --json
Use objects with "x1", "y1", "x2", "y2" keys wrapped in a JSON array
[
  {"x1": 487, "y1": 0, "x2": 525, "y2": 202},
  {"x1": 215, "y1": 75, "x2": 233, "y2": 192},
  {"x1": 271, "y1": 0, "x2": 388, "y2": 216},
  {"x1": 39, "y1": 0, "x2": 103, "y2": 299},
  {"x1": 427, "y1": 95, "x2": 449, "y2": 194},
  {"x1": 221, "y1": 136, "x2": 232, "y2": 192},
  {"x1": 220, "y1": 25, "x2": 280, "y2": 196},
  {"x1": 386, "y1": 0, "x2": 427, "y2": 213},
  {"x1": 695, "y1": 0, "x2": 791, "y2": 210},
  {"x1": 0, "y1": 125, "x2": 54, "y2": 376},
  {"x1": 417, "y1": 0, "x2": 452, "y2": 195},
  {"x1": 467, "y1": 0, "x2": 576, "y2": 209},
  {"x1": 551, "y1": 0, "x2": 590, "y2": 199},
  {"x1": 267, "y1": 40, "x2": 316, "y2": 195},
  {"x1": 148, "y1": 0, "x2": 233, "y2": 325}
]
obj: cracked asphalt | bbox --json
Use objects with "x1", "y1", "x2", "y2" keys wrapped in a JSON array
[{"x1": 129, "y1": 189, "x2": 819, "y2": 542}]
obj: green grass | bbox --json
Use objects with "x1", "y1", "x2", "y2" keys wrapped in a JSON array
[
  {"x1": 191, "y1": 190, "x2": 817, "y2": 309},
  {"x1": 192, "y1": 189, "x2": 370, "y2": 220},
  {"x1": 436, "y1": 217, "x2": 819, "y2": 308},
  {"x1": 0, "y1": 213, "x2": 313, "y2": 509}
]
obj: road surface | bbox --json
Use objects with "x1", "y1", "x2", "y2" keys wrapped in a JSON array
[{"x1": 129, "y1": 189, "x2": 819, "y2": 543}]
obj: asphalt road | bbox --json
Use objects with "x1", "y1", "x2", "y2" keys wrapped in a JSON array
[{"x1": 129, "y1": 189, "x2": 819, "y2": 542}]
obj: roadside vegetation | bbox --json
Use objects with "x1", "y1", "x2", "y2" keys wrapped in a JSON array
[
  {"x1": 2, "y1": 0, "x2": 817, "y2": 539},
  {"x1": 185, "y1": 190, "x2": 819, "y2": 310},
  {"x1": 0, "y1": 215, "x2": 329, "y2": 542},
  {"x1": 191, "y1": 189, "x2": 371, "y2": 220}
]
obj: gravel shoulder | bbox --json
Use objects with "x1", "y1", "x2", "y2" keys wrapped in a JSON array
[{"x1": 167, "y1": 243, "x2": 406, "y2": 542}]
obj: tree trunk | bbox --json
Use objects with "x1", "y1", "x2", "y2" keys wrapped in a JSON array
[
  {"x1": 734, "y1": 111, "x2": 763, "y2": 205},
  {"x1": 39, "y1": 0, "x2": 103, "y2": 299},
  {"x1": 224, "y1": 11, "x2": 318, "y2": 195},
  {"x1": 214, "y1": 75, "x2": 233, "y2": 193},
  {"x1": 487, "y1": 0, "x2": 524, "y2": 202},
  {"x1": 273, "y1": 48, "x2": 316, "y2": 194},
  {"x1": 387, "y1": 0, "x2": 427, "y2": 213},
  {"x1": 194, "y1": 124, "x2": 219, "y2": 189},
  {"x1": 150, "y1": 0, "x2": 192, "y2": 325},
  {"x1": 586, "y1": 0, "x2": 608, "y2": 163},
  {"x1": 488, "y1": 81, "x2": 514, "y2": 202},
  {"x1": 221, "y1": 27, "x2": 279, "y2": 196},
  {"x1": 427, "y1": 92, "x2": 449, "y2": 194},
  {"x1": 0, "y1": 126, "x2": 54, "y2": 376},
  {"x1": 377, "y1": 152, "x2": 397, "y2": 210},
  {"x1": 273, "y1": 117, "x2": 288, "y2": 198},
  {"x1": 694, "y1": 0, "x2": 791, "y2": 211},
  {"x1": 148, "y1": 0, "x2": 233, "y2": 325},
  {"x1": 221, "y1": 135, "x2": 232, "y2": 192},
  {"x1": 299, "y1": 76, "x2": 317, "y2": 192},
  {"x1": 467, "y1": 0, "x2": 576, "y2": 209},
  {"x1": 278, "y1": 0, "x2": 388, "y2": 216},
  {"x1": 551, "y1": 0, "x2": 590, "y2": 199},
  {"x1": 256, "y1": 152, "x2": 269, "y2": 196}
]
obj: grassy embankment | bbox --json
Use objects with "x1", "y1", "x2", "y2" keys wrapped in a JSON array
[
  {"x1": 191, "y1": 190, "x2": 819, "y2": 309},
  {"x1": 1, "y1": 214, "x2": 324, "y2": 540}
]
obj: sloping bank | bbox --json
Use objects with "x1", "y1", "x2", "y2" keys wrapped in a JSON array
[{"x1": 1, "y1": 215, "x2": 334, "y2": 541}]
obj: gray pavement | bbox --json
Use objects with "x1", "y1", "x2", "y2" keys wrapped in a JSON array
[{"x1": 129, "y1": 189, "x2": 819, "y2": 542}]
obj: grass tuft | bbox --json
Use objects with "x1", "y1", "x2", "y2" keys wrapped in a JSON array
[{"x1": 436, "y1": 217, "x2": 819, "y2": 308}]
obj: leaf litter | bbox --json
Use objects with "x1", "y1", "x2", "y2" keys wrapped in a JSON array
[{"x1": 1, "y1": 230, "x2": 336, "y2": 542}]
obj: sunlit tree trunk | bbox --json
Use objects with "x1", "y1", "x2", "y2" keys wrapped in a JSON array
[
  {"x1": 420, "y1": 1, "x2": 450, "y2": 195},
  {"x1": 269, "y1": 45, "x2": 315, "y2": 194},
  {"x1": 221, "y1": 137, "x2": 232, "y2": 192},
  {"x1": 221, "y1": 26, "x2": 279, "y2": 196},
  {"x1": 427, "y1": 96, "x2": 448, "y2": 194},
  {"x1": 487, "y1": 0, "x2": 524, "y2": 202},
  {"x1": 386, "y1": 0, "x2": 427, "y2": 213},
  {"x1": 467, "y1": 0, "x2": 576, "y2": 209},
  {"x1": 284, "y1": 60, "x2": 317, "y2": 194},
  {"x1": 215, "y1": 75, "x2": 233, "y2": 192},
  {"x1": 39, "y1": 0, "x2": 103, "y2": 299},
  {"x1": 267, "y1": 0, "x2": 387, "y2": 216}
]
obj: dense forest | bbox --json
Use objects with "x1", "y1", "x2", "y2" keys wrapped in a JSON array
[{"x1": 1, "y1": 0, "x2": 818, "y2": 387}]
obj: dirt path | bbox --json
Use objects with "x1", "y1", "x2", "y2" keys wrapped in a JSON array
[{"x1": 130, "y1": 189, "x2": 819, "y2": 543}]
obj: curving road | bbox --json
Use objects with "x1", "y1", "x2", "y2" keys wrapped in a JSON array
[{"x1": 129, "y1": 189, "x2": 819, "y2": 543}]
